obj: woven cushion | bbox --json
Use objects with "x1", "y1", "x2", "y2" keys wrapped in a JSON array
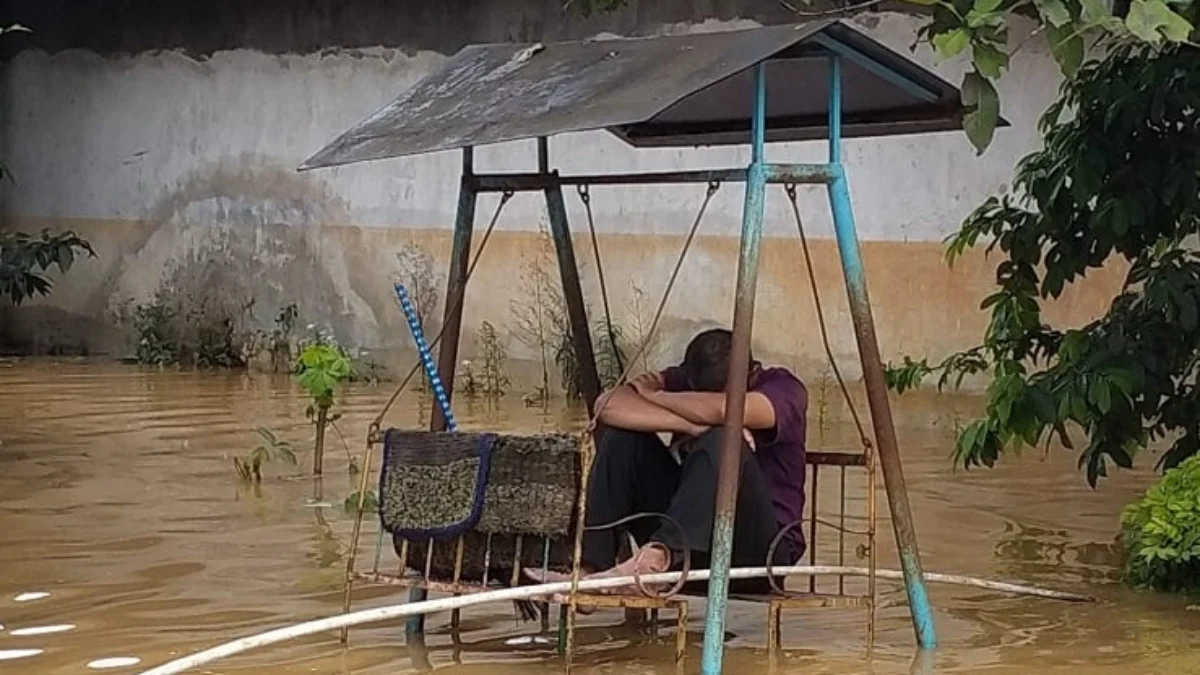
[
  {"x1": 379, "y1": 430, "x2": 496, "y2": 539},
  {"x1": 381, "y1": 430, "x2": 580, "y2": 539}
]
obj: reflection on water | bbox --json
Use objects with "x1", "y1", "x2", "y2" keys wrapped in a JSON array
[{"x1": 1, "y1": 359, "x2": 1199, "y2": 674}]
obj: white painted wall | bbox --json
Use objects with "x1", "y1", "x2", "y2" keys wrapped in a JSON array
[
  {"x1": 1, "y1": 13, "x2": 1056, "y2": 242},
  {"x1": 0, "y1": 11, "x2": 1078, "y2": 380}
]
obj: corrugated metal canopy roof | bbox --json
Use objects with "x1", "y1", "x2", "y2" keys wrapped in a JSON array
[{"x1": 301, "y1": 20, "x2": 986, "y2": 171}]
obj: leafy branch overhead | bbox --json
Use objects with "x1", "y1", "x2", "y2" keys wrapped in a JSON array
[
  {"x1": 915, "y1": 0, "x2": 1197, "y2": 153},
  {"x1": 886, "y1": 46, "x2": 1200, "y2": 486},
  {"x1": 0, "y1": 230, "x2": 97, "y2": 306}
]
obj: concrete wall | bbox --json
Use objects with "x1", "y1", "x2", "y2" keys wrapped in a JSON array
[{"x1": 0, "y1": 1, "x2": 1124, "y2": 390}]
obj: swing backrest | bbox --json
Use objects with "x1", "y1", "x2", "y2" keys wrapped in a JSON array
[
  {"x1": 799, "y1": 448, "x2": 876, "y2": 597},
  {"x1": 381, "y1": 429, "x2": 582, "y2": 587}
]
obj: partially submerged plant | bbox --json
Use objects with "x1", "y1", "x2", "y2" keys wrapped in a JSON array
[
  {"x1": 458, "y1": 359, "x2": 481, "y2": 398},
  {"x1": 395, "y1": 242, "x2": 440, "y2": 333},
  {"x1": 344, "y1": 489, "x2": 379, "y2": 514},
  {"x1": 510, "y1": 229, "x2": 564, "y2": 402},
  {"x1": 296, "y1": 343, "x2": 354, "y2": 476},
  {"x1": 132, "y1": 296, "x2": 179, "y2": 367},
  {"x1": 626, "y1": 280, "x2": 657, "y2": 373},
  {"x1": 233, "y1": 427, "x2": 298, "y2": 482},
  {"x1": 1121, "y1": 454, "x2": 1200, "y2": 593},
  {"x1": 593, "y1": 318, "x2": 629, "y2": 390},
  {"x1": 476, "y1": 321, "x2": 511, "y2": 398}
]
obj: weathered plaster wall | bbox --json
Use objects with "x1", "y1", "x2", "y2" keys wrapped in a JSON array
[{"x1": 0, "y1": 1, "x2": 1124, "y2": 389}]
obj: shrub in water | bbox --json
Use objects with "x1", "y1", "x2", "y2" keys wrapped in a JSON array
[{"x1": 1121, "y1": 454, "x2": 1200, "y2": 593}]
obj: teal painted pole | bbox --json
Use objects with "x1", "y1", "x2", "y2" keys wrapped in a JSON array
[
  {"x1": 699, "y1": 62, "x2": 769, "y2": 675},
  {"x1": 824, "y1": 54, "x2": 937, "y2": 649}
]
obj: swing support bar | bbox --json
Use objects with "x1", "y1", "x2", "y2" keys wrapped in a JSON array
[
  {"x1": 700, "y1": 54, "x2": 937, "y2": 674},
  {"x1": 467, "y1": 164, "x2": 834, "y2": 192}
]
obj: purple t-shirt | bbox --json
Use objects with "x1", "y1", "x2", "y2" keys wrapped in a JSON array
[{"x1": 660, "y1": 366, "x2": 808, "y2": 560}]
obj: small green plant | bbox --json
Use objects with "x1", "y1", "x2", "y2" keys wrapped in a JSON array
[
  {"x1": 397, "y1": 243, "x2": 439, "y2": 393},
  {"x1": 1121, "y1": 454, "x2": 1200, "y2": 593},
  {"x1": 556, "y1": 319, "x2": 629, "y2": 399},
  {"x1": 510, "y1": 227, "x2": 566, "y2": 402},
  {"x1": 233, "y1": 427, "x2": 298, "y2": 482},
  {"x1": 344, "y1": 489, "x2": 379, "y2": 514},
  {"x1": 626, "y1": 280, "x2": 658, "y2": 373},
  {"x1": 593, "y1": 319, "x2": 629, "y2": 390},
  {"x1": 132, "y1": 297, "x2": 179, "y2": 366},
  {"x1": 396, "y1": 242, "x2": 440, "y2": 332},
  {"x1": 349, "y1": 350, "x2": 388, "y2": 385},
  {"x1": 476, "y1": 321, "x2": 511, "y2": 398},
  {"x1": 458, "y1": 359, "x2": 481, "y2": 398},
  {"x1": 296, "y1": 343, "x2": 354, "y2": 476},
  {"x1": 555, "y1": 329, "x2": 581, "y2": 400},
  {"x1": 193, "y1": 314, "x2": 241, "y2": 368}
]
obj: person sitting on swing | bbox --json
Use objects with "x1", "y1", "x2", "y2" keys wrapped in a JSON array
[{"x1": 527, "y1": 327, "x2": 808, "y2": 599}]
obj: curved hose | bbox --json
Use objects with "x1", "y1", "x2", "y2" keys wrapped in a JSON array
[{"x1": 137, "y1": 565, "x2": 1092, "y2": 675}]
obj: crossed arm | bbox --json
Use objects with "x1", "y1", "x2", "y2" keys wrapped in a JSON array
[{"x1": 594, "y1": 371, "x2": 777, "y2": 437}]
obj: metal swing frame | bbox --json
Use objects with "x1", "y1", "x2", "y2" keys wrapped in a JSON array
[{"x1": 303, "y1": 20, "x2": 991, "y2": 674}]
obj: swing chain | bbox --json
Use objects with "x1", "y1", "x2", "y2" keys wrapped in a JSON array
[
  {"x1": 583, "y1": 179, "x2": 721, "y2": 434},
  {"x1": 576, "y1": 181, "x2": 625, "y2": 377},
  {"x1": 783, "y1": 182, "x2": 873, "y2": 453}
]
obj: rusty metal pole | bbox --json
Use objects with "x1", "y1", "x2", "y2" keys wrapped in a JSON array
[
  {"x1": 824, "y1": 54, "x2": 937, "y2": 649},
  {"x1": 430, "y1": 147, "x2": 478, "y2": 432},
  {"x1": 540, "y1": 136, "x2": 602, "y2": 413},
  {"x1": 699, "y1": 62, "x2": 769, "y2": 675}
]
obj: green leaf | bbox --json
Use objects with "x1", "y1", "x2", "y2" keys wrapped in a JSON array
[
  {"x1": 1089, "y1": 378, "x2": 1113, "y2": 414},
  {"x1": 962, "y1": 71, "x2": 1001, "y2": 154},
  {"x1": 1180, "y1": 292, "x2": 1198, "y2": 331},
  {"x1": 1034, "y1": 0, "x2": 1073, "y2": 26},
  {"x1": 1081, "y1": 0, "x2": 1126, "y2": 29},
  {"x1": 933, "y1": 28, "x2": 972, "y2": 58},
  {"x1": 972, "y1": 42, "x2": 1010, "y2": 79},
  {"x1": 1046, "y1": 24, "x2": 1085, "y2": 76},
  {"x1": 1126, "y1": 0, "x2": 1195, "y2": 43}
]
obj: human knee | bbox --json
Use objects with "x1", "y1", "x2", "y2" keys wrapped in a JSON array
[{"x1": 596, "y1": 427, "x2": 662, "y2": 458}]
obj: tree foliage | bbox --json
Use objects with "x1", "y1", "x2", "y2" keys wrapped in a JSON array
[
  {"x1": 0, "y1": 230, "x2": 96, "y2": 306},
  {"x1": 915, "y1": 0, "x2": 1197, "y2": 153},
  {"x1": 296, "y1": 343, "x2": 354, "y2": 410},
  {"x1": 1121, "y1": 454, "x2": 1200, "y2": 592},
  {"x1": 885, "y1": 45, "x2": 1200, "y2": 485},
  {"x1": 1, "y1": 26, "x2": 97, "y2": 310}
]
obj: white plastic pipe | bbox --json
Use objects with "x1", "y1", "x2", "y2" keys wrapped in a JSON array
[{"x1": 137, "y1": 565, "x2": 1091, "y2": 675}]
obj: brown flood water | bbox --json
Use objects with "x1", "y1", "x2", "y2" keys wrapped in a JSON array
[{"x1": 1, "y1": 359, "x2": 1198, "y2": 674}]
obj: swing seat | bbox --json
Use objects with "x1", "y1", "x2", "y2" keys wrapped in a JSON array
[{"x1": 381, "y1": 429, "x2": 582, "y2": 584}]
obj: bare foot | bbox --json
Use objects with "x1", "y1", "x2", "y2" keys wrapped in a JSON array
[
  {"x1": 522, "y1": 568, "x2": 598, "y2": 614},
  {"x1": 522, "y1": 568, "x2": 573, "y2": 584},
  {"x1": 588, "y1": 543, "x2": 671, "y2": 596}
]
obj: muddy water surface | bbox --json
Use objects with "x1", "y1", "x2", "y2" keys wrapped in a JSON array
[{"x1": 1, "y1": 360, "x2": 1198, "y2": 674}]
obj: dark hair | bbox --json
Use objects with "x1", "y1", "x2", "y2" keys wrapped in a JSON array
[{"x1": 681, "y1": 328, "x2": 755, "y2": 392}]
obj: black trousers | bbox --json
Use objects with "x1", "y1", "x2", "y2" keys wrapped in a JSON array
[{"x1": 582, "y1": 427, "x2": 797, "y2": 594}]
